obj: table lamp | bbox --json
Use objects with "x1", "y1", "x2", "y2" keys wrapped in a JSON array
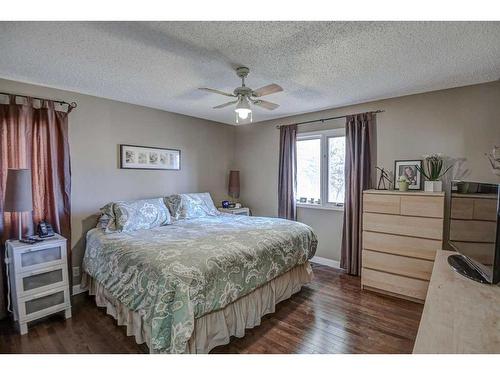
[
  {"x1": 228, "y1": 170, "x2": 240, "y2": 200},
  {"x1": 4, "y1": 168, "x2": 33, "y2": 240}
]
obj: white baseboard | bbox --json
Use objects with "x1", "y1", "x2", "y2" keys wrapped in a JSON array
[
  {"x1": 72, "y1": 284, "x2": 88, "y2": 296},
  {"x1": 311, "y1": 256, "x2": 341, "y2": 269}
]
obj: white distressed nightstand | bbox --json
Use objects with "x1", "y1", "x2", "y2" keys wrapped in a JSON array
[
  {"x1": 218, "y1": 207, "x2": 251, "y2": 216},
  {"x1": 5, "y1": 233, "x2": 72, "y2": 335}
]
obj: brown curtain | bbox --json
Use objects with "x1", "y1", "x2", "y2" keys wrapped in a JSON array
[
  {"x1": 340, "y1": 112, "x2": 376, "y2": 276},
  {"x1": 278, "y1": 124, "x2": 297, "y2": 220},
  {"x1": 0, "y1": 95, "x2": 72, "y2": 319}
]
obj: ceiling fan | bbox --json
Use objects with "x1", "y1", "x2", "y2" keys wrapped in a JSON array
[{"x1": 199, "y1": 67, "x2": 283, "y2": 123}]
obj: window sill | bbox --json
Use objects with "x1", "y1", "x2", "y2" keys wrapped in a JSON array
[{"x1": 297, "y1": 203, "x2": 344, "y2": 212}]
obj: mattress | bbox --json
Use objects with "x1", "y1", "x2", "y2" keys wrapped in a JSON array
[{"x1": 83, "y1": 214, "x2": 317, "y2": 353}]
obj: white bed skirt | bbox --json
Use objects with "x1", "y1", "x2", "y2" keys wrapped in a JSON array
[{"x1": 82, "y1": 261, "x2": 313, "y2": 354}]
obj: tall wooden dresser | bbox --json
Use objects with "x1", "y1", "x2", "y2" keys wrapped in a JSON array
[{"x1": 361, "y1": 190, "x2": 445, "y2": 303}]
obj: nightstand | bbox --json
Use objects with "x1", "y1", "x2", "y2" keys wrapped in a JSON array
[
  {"x1": 218, "y1": 207, "x2": 251, "y2": 216},
  {"x1": 5, "y1": 233, "x2": 72, "y2": 335}
]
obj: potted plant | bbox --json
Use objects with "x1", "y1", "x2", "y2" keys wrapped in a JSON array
[
  {"x1": 415, "y1": 154, "x2": 452, "y2": 192},
  {"x1": 397, "y1": 175, "x2": 410, "y2": 192}
]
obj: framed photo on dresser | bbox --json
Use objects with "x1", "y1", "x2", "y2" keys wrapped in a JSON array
[
  {"x1": 394, "y1": 159, "x2": 422, "y2": 190},
  {"x1": 120, "y1": 144, "x2": 181, "y2": 170}
]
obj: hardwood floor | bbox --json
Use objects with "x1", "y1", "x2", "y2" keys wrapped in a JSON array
[{"x1": 0, "y1": 263, "x2": 423, "y2": 354}]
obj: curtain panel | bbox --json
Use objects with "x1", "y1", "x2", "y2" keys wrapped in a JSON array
[
  {"x1": 340, "y1": 112, "x2": 376, "y2": 276},
  {"x1": 0, "y1": 95, "x2": 72, "y2": 318},
  {"x1": 278, "y1": 124, "x2": 297, "y2": 220}
]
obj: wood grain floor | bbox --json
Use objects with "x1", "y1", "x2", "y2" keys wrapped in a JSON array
[{"x1": 0, "y1": 263, "x2": 423, "y2": 354}]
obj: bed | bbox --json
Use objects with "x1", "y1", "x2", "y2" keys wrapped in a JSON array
[{"x1": 82, "y1": 194, "x2": 317, "y2": 354}]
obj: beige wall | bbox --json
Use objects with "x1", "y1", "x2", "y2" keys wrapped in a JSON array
[
  {"x1": 234, "y1": 81, "x2": 500, "y2": 262},
  {"x1": 1, "y1": 77, "x2": 499, "y2": 310},
  {"x1": 0, "y1": 78, "x2": 235, "y2": 286}
]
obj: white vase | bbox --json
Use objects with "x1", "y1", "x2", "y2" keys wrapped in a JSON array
[{"x1": 424, "y1": 180, "x2": 442, "y2": 192}]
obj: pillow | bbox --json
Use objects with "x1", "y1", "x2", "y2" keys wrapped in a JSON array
[
  {"x1": 165, "y1": 192, "x2": 219, "y2": 220},
  {"x1": 114, "y1": 198, "x2": 172, "y2": 232},
  {"x1": 96, "y1": 202, "x2": 118, "y2": 233},
  {"x1": 96, "y1": 198, "x2": 172, "y2": 233}
]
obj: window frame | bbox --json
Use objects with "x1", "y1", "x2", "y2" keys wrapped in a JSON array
[{"x1": 296, "y1": 128, "x2": 346, "y2": 211}]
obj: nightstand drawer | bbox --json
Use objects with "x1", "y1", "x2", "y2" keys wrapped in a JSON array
[
  {"x1": 233, "y1": 210, "x2": 249, "y2": 216},
  {"x1": 16, "y1": 264, "x2": 68, "y2": 298},
  {"x1": 19, "y1": 287, "x2": 70, "y2": 323},
  {"x1": 14, "y1": 241, "x2": 66, "y2": 273},
  {"x1": 218, "y1": 207, "x2": 250, "y2": 215}
]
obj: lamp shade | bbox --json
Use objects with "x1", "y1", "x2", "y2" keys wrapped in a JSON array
[
  {"x1": 4, "y1": 168, "x2": 33, "y2": 212},
  {"x1": 228, "y1": 170, "x2": 240, "y2": 199}
]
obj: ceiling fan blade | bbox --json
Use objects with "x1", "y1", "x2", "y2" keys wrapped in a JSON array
[
  {"x1": 252, "y1": 84, "x2": 283, "y2": 97},
  {"x1": 253, "y1": 99, "x2": 279, "y2": 110},
  {"x1": 199, "y1": 87, "x2": 236, "y2": 97},
  {"x1": 213, "y1": 100, "x2": 238, "y2": 109}
]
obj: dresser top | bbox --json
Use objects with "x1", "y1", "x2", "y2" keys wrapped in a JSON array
[
  {"x1": 413, "y1": 250, "x2": 500, "y2": 354},
  {"x1": 364, "y1": 189, "x2": 445, "y2": 197},
  {"x1": 6, "y1": 233, "x2": 66, "y2": 249},
  {"x1": 451, "y1": 193, "x2": 497, "y2": 199}
]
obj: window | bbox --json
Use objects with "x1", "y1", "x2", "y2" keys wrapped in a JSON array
[
  {"x1": 327, "y1": 136, "x2": 346, "y2": 204},
  {"x1": 296, "y1": 129, "x2": 345, "y2": 209},
  {"x1": 296, "y1": 137, "x2": 321, "y2": 204}
]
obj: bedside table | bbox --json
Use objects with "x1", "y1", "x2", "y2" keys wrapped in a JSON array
[
  {"x1": 218, "y1": 207, "x2": 251, "y2": 216},
  {"x1": 5, "y1": 233, "x2": 72, "y2": 335}
]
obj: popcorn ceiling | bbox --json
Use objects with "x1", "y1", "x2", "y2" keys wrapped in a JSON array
[{"x1": 0, "y1": 21, "x2": 499, "y2": 125}]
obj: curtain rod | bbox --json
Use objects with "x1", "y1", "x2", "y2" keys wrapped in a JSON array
[
  {"x1": 275, "y1": 110, "x2": 384, "y2": 129},
  {"x1": 0, "y1": 92, "x2": 77, "y2": 110}
]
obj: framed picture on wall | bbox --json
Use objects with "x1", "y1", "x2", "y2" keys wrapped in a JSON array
[
  {"x1": 120, "y1": 144, "x2": 181, "y2": 170},
  {"x1": 393, "y1": 160, "x2": 422, "y2": 190}
]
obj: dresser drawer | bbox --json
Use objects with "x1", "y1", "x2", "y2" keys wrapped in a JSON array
[
  {"x1": 13, "y1": 241, "x2": 66, "y2": 273},
  {"x1": 362, "y1": 231, "x2": 439, "y2": 260},
  {"x1": 450, "y1": 197, "x2": 474, "y2": 219},
  {"x1": 363, "y1": 250, "x2": 434, "y2": 280},
  {"x1": 18, "y1": 286, "x2": 70, "y2": 323},
  {"x1": 363, "y1": 212, "x2": 443, "y2": 240},
  {"x1": 473, "y1": 198, "x2": 497, "y2": 221},
  {"x1": 363, "y1": 193, "x2": 400, "y2": 214},
  {"x1": 400, "y1": 195, "x2": 444, "y2": 218},
  {"x1": 15, "y1": 264, "x2": 68, "y2": 298},
  {"x1": 362, "y1": 268, "x2": 429, "y2": 302},
  {"x1": 449, "y1": 219, "x2": 497, "y2": 243}
]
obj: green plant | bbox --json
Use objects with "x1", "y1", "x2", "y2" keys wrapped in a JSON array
[
  {"x1": 415, "y1": 154, "x2": 452, "y2": 181},
  {"x1": 397, "y1": 175, "x2": 410, "y2": 183}
]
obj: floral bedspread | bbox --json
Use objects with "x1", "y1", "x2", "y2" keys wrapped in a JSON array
[{"x1": 83, "y1": 214, "x2": 317, "y2": 353}]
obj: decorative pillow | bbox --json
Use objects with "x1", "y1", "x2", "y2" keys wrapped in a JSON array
[
  {"x1": 114, "y1": 198, "x2": 172, "y2": 232},
  {"x1": 96, "y1": 202, "x2": 118, "y2": 232},
  {"x1": 165, "y1": 192, "x2": 219, "y2": 220}
]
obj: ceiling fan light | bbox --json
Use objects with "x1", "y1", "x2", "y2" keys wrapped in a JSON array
[
  {"x1": 235, "y1": 109, "x2": 252, "y2": 124},
  {"x1": 235, "y1": 108, "x2": 251, "y2": 119},
  {"x1": 235, "y1": 110, "x2": 252, "y2": 124},
  {"x1": 235, "y1": 96, "x2": 252, "y2": 122}
]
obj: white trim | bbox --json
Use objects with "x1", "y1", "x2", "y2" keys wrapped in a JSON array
[
  {"x1": 296, "y1": 128, "x2": 346, "y2": 209},
  {"x1": 311, "y1": 256, "x2": 341, "y2": 269},
  {"x1": 72, "y1": 284, "x2": 88, "y2": 296},
  {"x1": 298, "y1": 128, "x2": 344, "y2": 138},
  {"x1": 297, "y1": 203, "x2": 344, "y2": 212}
]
